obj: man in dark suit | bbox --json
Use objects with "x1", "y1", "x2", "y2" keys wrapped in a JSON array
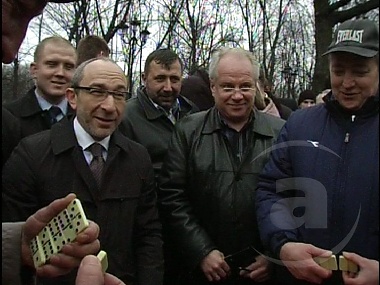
[
  {"x1": 2, "y1": 57, "x2": 164, "y2": 285},
  {"x1": 3, "y1": 36, "x2": 77, "y2": 140}
]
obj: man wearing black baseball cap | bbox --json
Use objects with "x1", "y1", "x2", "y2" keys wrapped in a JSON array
[{"x1": 255, "y1": 18, "x2": 379, "y2": 285}]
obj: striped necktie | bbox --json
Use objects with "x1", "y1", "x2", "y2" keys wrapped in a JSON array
[{"x1": 88, "y1": 143, "x2": 105, "y2": 187}]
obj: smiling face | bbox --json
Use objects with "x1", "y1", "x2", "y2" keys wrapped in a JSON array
[
  {"x1": 66, "y1": 59, "x2": 128, "y2": 141},
  {"x1": 30, "y1": 40, "x2": 77, "y2": 104},
  {"x1": 329, "y1": 52, "x2": 379, "y2": 111},
  {"x1": 143, "y1": 59, "x2": 182, "y2": 111},
  {"x1": 211, "y1": 53, "x2": 257, "y2": 130}
]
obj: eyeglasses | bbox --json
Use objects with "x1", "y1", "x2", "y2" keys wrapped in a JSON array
[
  {"x1": 221, "y1": 87, "x2": 255, "y2": 96},
  {"x1": 73, "y1": 86, "x2": 131, "y2": 101}
]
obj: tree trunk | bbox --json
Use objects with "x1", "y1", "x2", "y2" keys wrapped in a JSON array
[
  {"x1": 12, "y1": 56, "x2": 19, "y2": 100},
  {"x1": 313, "y1": 2, "x2": 333, "y2": 93}
]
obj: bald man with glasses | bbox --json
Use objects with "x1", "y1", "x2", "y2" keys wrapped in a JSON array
[{"x1": 3, "y1": 57, "x2": 164, "y2": 285}]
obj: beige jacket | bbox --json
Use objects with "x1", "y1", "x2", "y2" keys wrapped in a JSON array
[{"x1": 2, "y1": 222, "x2": 24, "y2": 285}]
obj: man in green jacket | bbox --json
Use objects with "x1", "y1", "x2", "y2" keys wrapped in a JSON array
[{"x1": 119, "y1": 48, "x2": 199, "y2": 180}]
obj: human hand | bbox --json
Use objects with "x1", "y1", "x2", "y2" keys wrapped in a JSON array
[
  {"x1": 2, "y1": 0, "x2": 47, "y2": 63},
  {"x1": 21, "y1": 193, "x2": 100, "y2": 278},
  {"x1": 342, "y1": 251, "x2": 379, "y2": 285},
  {"x1": 279, "y1": 242, "x2": 333, "y2": 284},
  {"x1": 239, "y1": 254, "x2": 271, "y2": 282},
  {"x1": 200, "y1": 249, "x2": 230, "y2": 282},
  {"x1": 76, "y1": 255, "x2": 126, "y2": 285}
]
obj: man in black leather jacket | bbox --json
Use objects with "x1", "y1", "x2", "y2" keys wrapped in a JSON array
[{"x1": 158, "y1": 47, "x2": 285, "y2": 285}]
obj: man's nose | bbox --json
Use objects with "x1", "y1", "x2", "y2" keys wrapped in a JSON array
[
  {"x1": 101, "y1": 94, "x2": 117, "y2": 111},
  {"x1": 342, "y1": 73, "x2": 356, "y2": 88},
  {"x1": 163, "y1": 79, "x2": 173, "y2": 91}
]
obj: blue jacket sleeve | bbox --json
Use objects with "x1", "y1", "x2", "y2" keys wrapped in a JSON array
[{"x1": 255, "y1": 121, "x2": 300, "y2": 258}]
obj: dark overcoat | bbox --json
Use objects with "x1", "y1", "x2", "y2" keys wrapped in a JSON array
[
  {"x1": 2, "y1": 117, "x2": 164, "y2": 285},
  {"x1": 3, "y1": 87, "x2": 75, "y2": 139}
]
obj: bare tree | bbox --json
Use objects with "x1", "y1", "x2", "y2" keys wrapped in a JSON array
[
  {"x1": 174, "y1": 0, "x2": 225, "y2": 72},
  {"x1": 234, "y1": 0, "x2": 315, "y2": 99},
  {"x1": 43, "y1": 0, "x2": 133, "y2": 44},
  {"x1": 2, "y1": 64, "x2": 34, "y2": 103},
  {"x1": 8, "y1": 0, "x2": 378, "y2": 101}
]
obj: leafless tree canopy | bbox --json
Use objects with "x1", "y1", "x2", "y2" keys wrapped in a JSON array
[{"x1": 3, "y1": 0, "x2": 378, "y2": 101}]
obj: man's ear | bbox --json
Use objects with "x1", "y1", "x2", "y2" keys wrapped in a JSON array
[
  {"x1": 141, "y1": 72, "x2": 146, "y2": 84},
  {"x1": 29, "y1": 62, "x2": 37, "y2": 79},
  {"x1": 66, "y1": 88, "x2": 77, "y2": 110},
  {"x1": 210, "y1": 79, "x2": 216, "y2": 98}
]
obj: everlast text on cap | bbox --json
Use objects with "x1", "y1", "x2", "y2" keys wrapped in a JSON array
[{"x1": 323, "y1": 19, "x2": 379, "y2": 58}]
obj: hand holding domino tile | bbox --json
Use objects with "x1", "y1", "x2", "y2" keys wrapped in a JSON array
[
  {"x1": 279, "y1": 242, "x2": 333, "y2": 284},
  {"x1": 313, "y1": 251, "x2": 379, "y2": 284},
  {"x1": 313, "y1": 253, "x2": 359, "y2": 273},
  {"x1": 341, "y1": 252, "x2": 378, "y2": 285},
  {"x1": 30, "y1": 198, "x2": 90, "y2": 268},
  {"x1": 76, "y1": 253, "x2": 126, "y2": 285},
  {"x1": 22, "y1": 194, "x2": 100, "y2": 278},
  {"x1": 313, "y1": 255, "x2": 338, "y2": 271}
]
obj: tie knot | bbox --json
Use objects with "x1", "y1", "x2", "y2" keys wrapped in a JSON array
[
  {"x1": 88, "y1": 143, "x2": 103, "y2": 158},
  {"x1": 49, "y1": 106, "x2": 62, "y2": 117}
]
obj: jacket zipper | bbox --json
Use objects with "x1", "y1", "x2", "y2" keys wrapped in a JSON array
[{"x1": 344, "y1": 115, "x2": 356, "y2": 143}]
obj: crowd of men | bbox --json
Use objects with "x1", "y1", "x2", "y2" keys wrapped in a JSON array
[{"x1": 2, "y1": 1, "x2": 379, "y2": 285}]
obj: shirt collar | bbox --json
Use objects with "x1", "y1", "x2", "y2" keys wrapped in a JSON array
[
  {"x1": 218, "y1": 110, "x2": 254, "y2": 132},
  {"x1": 73, "y1": 117, "x2": 110, "y2": 151},
  {"x1": 34, "y1": 88, "x2": 68, "y2": 114},
  {"x1": 147, "y1": 93, "x2": 180, "y2": 115}
]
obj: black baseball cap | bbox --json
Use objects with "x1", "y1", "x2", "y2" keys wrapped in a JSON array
[{"x1": 323, "y1": 19, "x2": 379, "y2": 57}]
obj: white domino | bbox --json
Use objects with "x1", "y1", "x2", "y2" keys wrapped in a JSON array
[
  {"x1": 37, "y1": 226, "x2": 50, "y2": 248},
  {"x1": 41, "y1": 230, "x2": 58, "y2": 261},
  {"x1": 30, "y1": 236, "x2": 46, "y2": 267},
  {"x1": 48, "y1": 209, "x2": 70, "y2": 237},
  {"x1": 314, "y1": 255, "x2": 338, "y2": 270},
  {"x1": 97, "y1": 250, "x2": 108, "y2": 273},
  {"x1": 30, "y1": 198, "x2": 89, "y2": 268}
]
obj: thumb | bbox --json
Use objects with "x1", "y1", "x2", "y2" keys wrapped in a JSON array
[
  {"x1": 310, "y1": 245, "x2": 332, "y2": 258},
  {"x1": 76, "y1": 255, "x2": 104, "y2": 285},
  {"x1": 342, "y1": 251, "x2": 362, "y2": 265}
]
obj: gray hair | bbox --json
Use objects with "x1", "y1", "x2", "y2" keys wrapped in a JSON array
[
  {"x1": 71, "y1": 57, "x2": 123, "y2": 87},
  {"x1": 208, "y1": 47, "x2": 260, "y2": 81}
]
